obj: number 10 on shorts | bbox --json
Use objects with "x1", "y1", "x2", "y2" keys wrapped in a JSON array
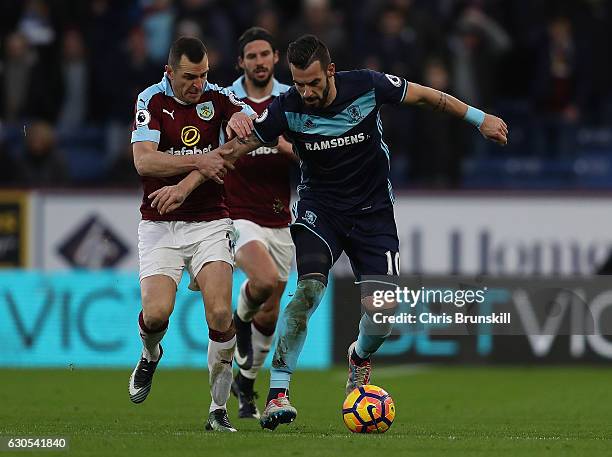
[{"x1": 385, "y1": 251, "x2": 400, "y2": 276}]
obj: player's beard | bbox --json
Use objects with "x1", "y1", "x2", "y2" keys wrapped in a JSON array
[
  {"x1": 247, "y1": 66, "x2": 272, "y2": 88},
  {"x1": 305, "y1": 76, "x2": 331, "y2": 108},
  {"x1": 320, "y1": 76, "x2": 331, "y2": 107}
]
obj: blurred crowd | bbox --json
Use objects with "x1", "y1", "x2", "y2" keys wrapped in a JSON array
[{"x1": 1, "y1": 0, "x2": 611, "y2": 189}]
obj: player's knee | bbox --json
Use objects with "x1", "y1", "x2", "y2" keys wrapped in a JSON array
[
  {"x1": 207, "y1": 306, "x2": 232, "y2": 331},
  {"x1": 297, "y1": 274, "x2": 328, "y2": 307},
  {"x1": 298, "y1": 272, "x2": 328, "y2": 287},
  {"x1": 142, "y1": 307, "x2": 171, "y2": 330},
  {"x1": 286, "y1": 275, "x2": 327, "y2": 314},
  {"x1": 141, "y1": 291, "x2": 173, "y2": 327}
]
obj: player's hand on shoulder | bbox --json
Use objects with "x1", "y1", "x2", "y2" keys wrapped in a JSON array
[
  {"x1": 480, "y1": 113, "x2": 508, "y2": 146},
  {"x1": 226, "y1": 112, "x2": 254, "y2": 140},
  {"x1": 148, "y1": 185, "x2": 187, "y2": 215}
]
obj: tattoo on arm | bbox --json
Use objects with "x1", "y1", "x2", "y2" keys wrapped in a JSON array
[
  {"x1": 434, "y1": 91, "x2": 448, "y2": 113},
  {"x1": 237, "y1": 132, "x2": 261, "y2": 146},
  {"x1": 223, "y1": 132, "x2": 263, "y2": 163}
]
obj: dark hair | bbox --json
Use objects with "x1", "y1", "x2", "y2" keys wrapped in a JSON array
[
  {"x1": 287, "y1": 34, "x2": 330, "y2": 70},
  {"x1": 168, "y1": 36, "x2": 207, "y2": 68},
  {"x1": 238, "y1": 27, "x2": 276, "y2": 57}
]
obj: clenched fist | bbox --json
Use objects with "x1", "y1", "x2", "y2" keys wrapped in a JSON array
[{"x1": 480, "y1": 114, "x2": 508, "y2": 146}]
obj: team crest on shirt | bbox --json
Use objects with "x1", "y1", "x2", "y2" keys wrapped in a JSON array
[
  {"x1": 272, "y1": 197, "x2": 284, "y2": 214},
  {"x1": 304, "y1": 210, "x2": 317, "y2": 226},
  {"x1": 347, "y1": 105, "x2": 363, "y2": 123},
  {"x1": 196, "y1": 101, "x2": 215, "y2": 121}
]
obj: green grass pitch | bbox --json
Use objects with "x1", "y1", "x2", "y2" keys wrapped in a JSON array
[{"x1": 1, "y1": 366, "x2": 610, "y2": 456}]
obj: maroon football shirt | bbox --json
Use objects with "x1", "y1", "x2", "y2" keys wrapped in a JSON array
[
  {"x1": 131, "y1": 75, "x2": 254, "y2": 221},
  {"x1": 224, "y1": 77, "x2": 292, "y2": 228}
]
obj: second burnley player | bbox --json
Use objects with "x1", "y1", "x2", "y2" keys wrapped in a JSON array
[{"x1": 226, "y1": 27, "x2": 296, "y2": 419}]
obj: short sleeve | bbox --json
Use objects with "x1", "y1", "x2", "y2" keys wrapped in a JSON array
[
  {"x1": 253, "y1": 96, "x2": 288, "y2": 144},
  {"x1": 131, "y1": 95, "x2": 161, "y2": 144},
  {"x1": 370, "y1": 70, "x2": 408, "y2": 105}
]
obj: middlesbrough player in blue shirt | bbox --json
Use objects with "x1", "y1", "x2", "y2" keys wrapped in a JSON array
[{"x1": 149, "y1": 34, "x2": 508, "y2": 430}]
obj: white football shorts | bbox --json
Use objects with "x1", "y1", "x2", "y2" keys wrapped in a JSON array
[
  {"x1": 138, "y1": 218, "x2": 236, "y2": 290},
  {"x1": 233, "y1": 219, "x2": 294, "y2": 281}
]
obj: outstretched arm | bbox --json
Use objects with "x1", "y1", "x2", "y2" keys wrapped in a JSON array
[
  {"x1": 403, "y1": 83, "x2": 508, "y2": 145},
  {"x1": 148, "y1": 133, "x2": 265, "y2": 215}
]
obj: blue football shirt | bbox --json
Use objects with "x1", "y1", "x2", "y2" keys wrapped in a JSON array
[{"x1": 253, "y1": 69, "x2": 408, "y2": 214}]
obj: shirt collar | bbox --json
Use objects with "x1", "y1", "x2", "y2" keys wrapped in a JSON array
[
  {"x1": 162, "y1": 73, "x2": 175, "y2": 97},
  {"x1": 230, "y1": 76, "x2": 286, "y2": 100}
]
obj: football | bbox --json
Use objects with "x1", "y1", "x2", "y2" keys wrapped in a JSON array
[{"x1": 342, "y1": 384, "x2": 395, "y2": 433}]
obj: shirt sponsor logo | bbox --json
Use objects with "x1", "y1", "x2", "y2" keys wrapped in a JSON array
[
  {"x1": 196, "y1": 101, "x2": 214, "y2": 121},
  {"x1": 247, "y1": 146, "x2": 279, "y2": 156},
  {"x1": 181, "y1": 125, "x2": 200, "y2": 146},
  {"x1": 135, "y1": 109, "x2": 151, "y2": 126},
  {"x1": 165, "y1": 145, "x2": 213, "y2": 155},
  {"x1": 304, "y1": 132, "x2": 367, "y2": 151}
]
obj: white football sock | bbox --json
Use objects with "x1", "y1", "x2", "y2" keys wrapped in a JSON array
[
  {"x1": 139, "y1": 320, "x2": 167, "y2": 362},
  {"x1": 208, "y1": 336, "x2": 236, "y2": 412},
  {"x1": 240, "y1": 324, "x2": 274, "y2": 380}
]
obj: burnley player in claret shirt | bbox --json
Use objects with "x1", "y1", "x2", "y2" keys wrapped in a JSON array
[
  {"x1": 225, "y1": 28, "x2": 297, "y2": 421},
  {"x1": 128, "y1": 36, "x2": 256, "y2": 433}
]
